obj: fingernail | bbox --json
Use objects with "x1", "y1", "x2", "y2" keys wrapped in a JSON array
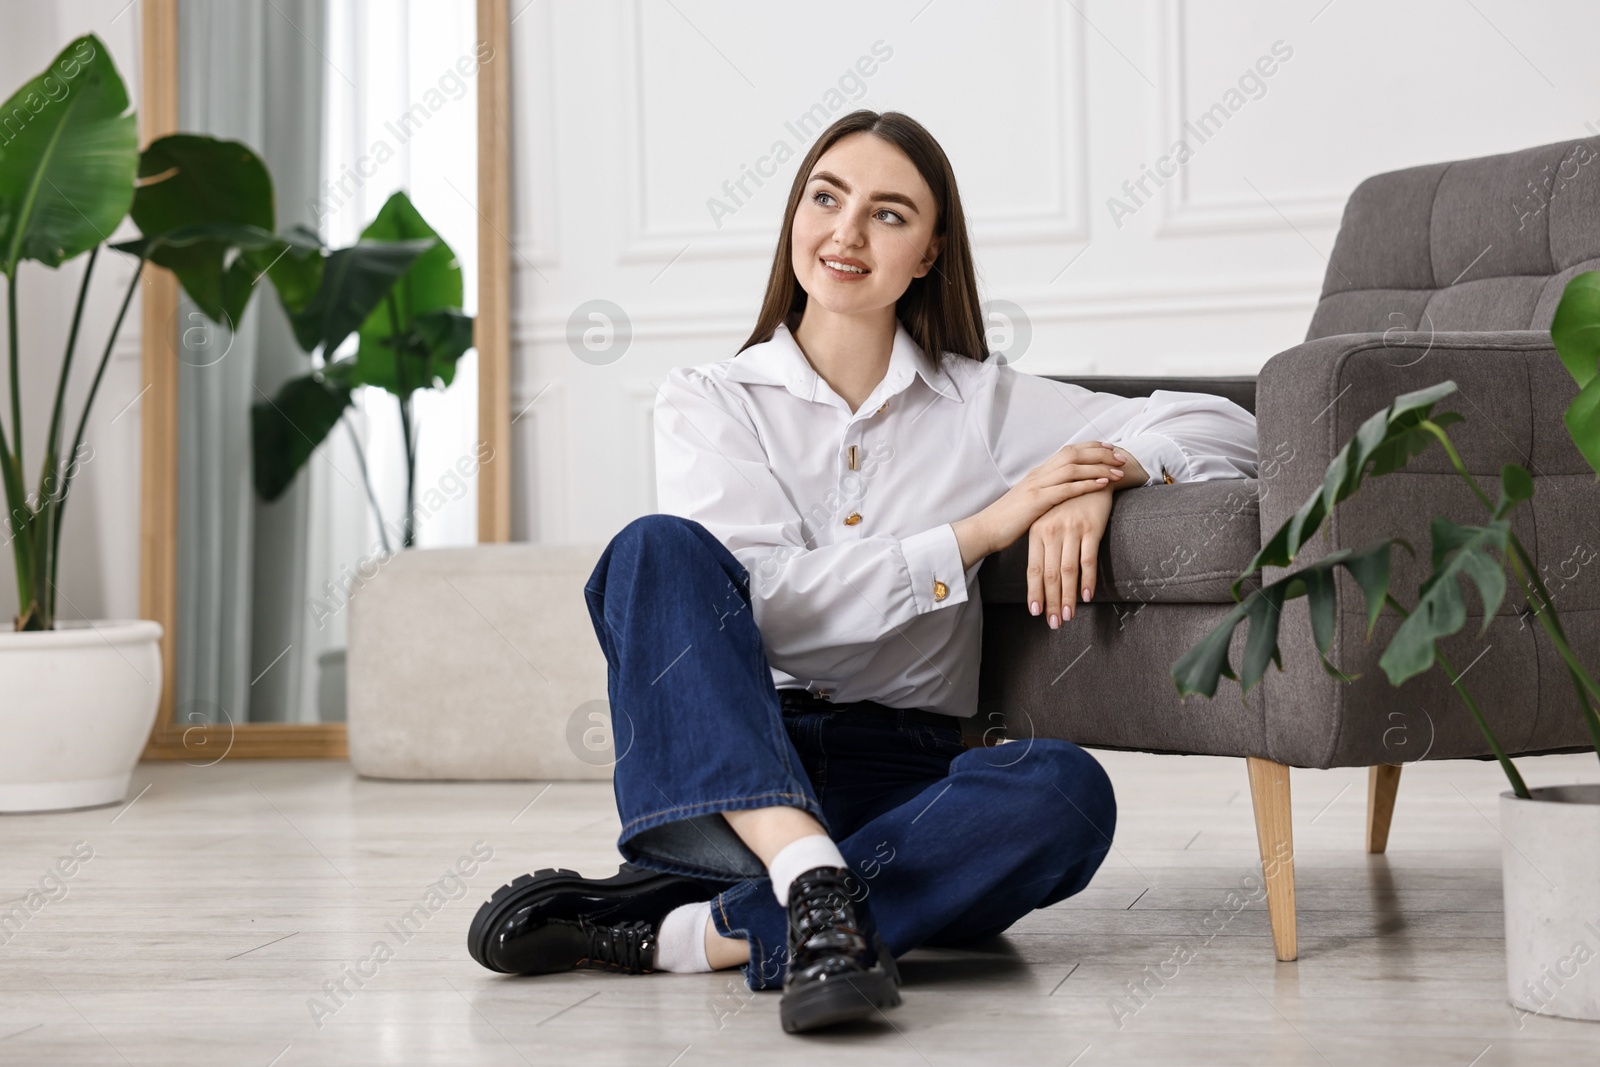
[
  {"x1": 1113, "y1": 452, "x2": 1124, "y2": 461},
  {"x1": 1029, "y1": 600, "x2": 1040, "y2": 616},
  {"x1": 1066, "y1": 605, "x2": 1074, "y2": 621},
  {"x1": 1048, "y1": 613, "x2": 1059, "y2": 628},
  {"x1": 1110, "y1": 469, "x2": 1123, "y2": 477},
  {"x1": 1083, "y1": 587, "x2": 1091, "y2": 602},
  {"x1": 1096, "y1": 477, "x2": 1108, "y2": 483}
]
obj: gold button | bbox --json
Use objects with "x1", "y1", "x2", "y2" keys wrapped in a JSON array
[
  {"x1": 876, "y1": 401, "x2": 888, "y2": 414},
  {"x1": 847, "y1": 444, "x2": 859, "y2": 470},
  {"x1": 933, "y1": 580, "x2": 948, "y2": 601},
  {"x1": 1162, "y1": 469, "x2": 1175, "y2": 484},
  {"x1": 843, "y1": 512, "x2": 862, "y2": 526}
]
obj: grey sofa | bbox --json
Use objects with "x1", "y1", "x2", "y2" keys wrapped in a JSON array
[{"x1": 977, "y1": 136, "x2": 1600, "y2": 961}]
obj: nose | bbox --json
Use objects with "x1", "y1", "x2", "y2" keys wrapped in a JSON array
[{"x1": 832, "y1": 205, "x2": 867, "y2": 250}]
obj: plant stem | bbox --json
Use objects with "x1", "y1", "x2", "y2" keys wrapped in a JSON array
[
  {"x1": 342, "y1": 414, "x2": 391, "y2": 555},
  {"x1": 1383, "y1": 592, "x2": 1530, "y2": 797},
  {"x1": 7, "y1": 272, "x2": 21, "y2": 478},
  {"x1": 1504, "y1": 535, "x2": 1600, "y2": 763},
  {"x1": 35, "y1": 246, "x2": 99, "y2": 628},
  {"x1": 1419, "y1": 420, "x2": 1494, "y2": 511},
  {"x1": 49, "y1": 257, "x2": 145, "y2": 606},
  {"x1": 385, "y1": 292, "x2": 416, "y2": 548}
]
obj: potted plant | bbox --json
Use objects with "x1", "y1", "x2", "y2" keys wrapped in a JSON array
[
  {"x1": 1173, "y1": 274, "x2": 1600, "y2": 1021},
  {"x1": 0, "y1": 35, "x2": 297, "y2": 811},
  {"x1": 246, "y1": 191, "x2": 472, "y2": 722},
  {"x1": 249, "y1": 189, "x2": 474, "y2": 552}
]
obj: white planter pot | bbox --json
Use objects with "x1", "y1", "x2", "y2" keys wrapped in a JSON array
[
  {"x1": 0, "y1": 620, "x2": 163, "y2": 813},
  {"x1": 1501, "y1": 784, "x2": 1600, "y2": 1022}
]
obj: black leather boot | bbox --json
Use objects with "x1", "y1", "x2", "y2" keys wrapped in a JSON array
[
  {"x1": 779, "y1": 866, "x2": 902, "y2": 1033},
  {"x1": 468, "y1": 862, "x2": 722, "y2": 975}
]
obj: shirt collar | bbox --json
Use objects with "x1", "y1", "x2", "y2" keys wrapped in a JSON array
[{"x1": 726, "y1": 319, "x2": 965, "y2": 408}]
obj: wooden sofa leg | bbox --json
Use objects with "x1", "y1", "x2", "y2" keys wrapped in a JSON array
[
  {"x1": 1246, "y1": 757, "x2": 1297, "y2": 961},
  {"x1": 1366, "y1": 764, "x2": 1402, "y2": 854}
]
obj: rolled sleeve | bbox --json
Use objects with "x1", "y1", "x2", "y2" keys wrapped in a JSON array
[
  {"x1": 900, "y1": 523, "x2": 969, "y2": 614},
  {"x1": 1105, "y1": 432, "x2": 1190, "y2": 486}
]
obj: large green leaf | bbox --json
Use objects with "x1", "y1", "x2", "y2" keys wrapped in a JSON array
[
  {"x1": 250, "y1": 373, "x2": 353, "y2": 501},
  {"x1": 1173, "y1": 539, "x2": 1406, "y2": 699},
  {"x1": 0, "y1": 34, "x2": 137, "y2": 275},
  {"x1": 354, "y1": 191, "x2": 468, "y2": 396},
  {"x1": 1551, "y1": 272, "x2": 1600, "y2": 478},
  {"x1": 287, "y1": 238, "x2": 435, "y2": 356},
  {"x1": 1378, "y1": 517, "x2": 1511, "y2": 685},
  {"x1": 129, "y1": 134, "x2": 274, "y2": 323},
  {"x1": 1235, "y1": 380, "x2": 1461, "y2": 597}
]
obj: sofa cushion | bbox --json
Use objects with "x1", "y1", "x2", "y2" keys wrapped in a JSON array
[{"x1": 980, "y1": 479, "x2": 1261, "y2": 606}]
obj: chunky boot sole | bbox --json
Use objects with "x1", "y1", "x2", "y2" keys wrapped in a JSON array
[
  {"x1": 468, "y1": 864, "x2": 703, "y2": 974},
  {"x1": 780, "y1": 968, "x2": 902, "y2": 1034}
]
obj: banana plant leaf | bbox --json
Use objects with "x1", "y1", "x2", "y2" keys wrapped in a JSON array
[
  {"x1": 250, "y1": 372, "x2": 354, "y2": 501},
  {"x1": 128, "y1": 134, "x2": 275, "y2": 323},
  {"x1": 1550, "y1": 271, "x2": 1600, "y2": 478},
  {"x1": 287, "y1": 238, "x2": 437, "y2": 357},
  {"x1": 0, "y1": 34, "x2": 137, "y2": 276},
  {"x1": 354, "y1": 191, "x2": 470, "y2": 396}
]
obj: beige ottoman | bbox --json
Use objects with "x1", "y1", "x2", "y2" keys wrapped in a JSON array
[{"x1": 348, "y1": 544, "x2": 616, "y2": 780}]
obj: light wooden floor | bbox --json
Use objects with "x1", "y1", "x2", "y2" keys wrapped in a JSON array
[{"x1": 3, "y1": 751, "x2": 1598, "y2": 1066}]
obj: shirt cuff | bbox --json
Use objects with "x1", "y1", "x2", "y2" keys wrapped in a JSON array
[
  {"x1": 1109, "y1": 433, "x2": 1190, "y2": 486},
  {"x1": 901, "y1": 524, "x2": 969, "y2": 614}
]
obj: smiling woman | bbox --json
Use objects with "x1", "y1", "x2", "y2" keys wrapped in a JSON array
[{"x1": 475, "y1": 108, "x2": 1259, "y2": 1036}]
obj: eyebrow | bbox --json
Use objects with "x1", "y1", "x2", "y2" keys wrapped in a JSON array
[{"x1": 808, "y1": 170, "x2": 922, "y2": 215}]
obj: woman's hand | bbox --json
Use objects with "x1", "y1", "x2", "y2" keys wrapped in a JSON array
[
  {"x1": 1027, "y1": 483, "x2": 1114, "y2": 628},
  {"x1": 951, "y1": 442, "x2": 1125, "y2": 569}
]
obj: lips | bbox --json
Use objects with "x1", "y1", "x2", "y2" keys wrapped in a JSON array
[{"x1": 820, "y1": 256, "x2": 870, "y2": 279}]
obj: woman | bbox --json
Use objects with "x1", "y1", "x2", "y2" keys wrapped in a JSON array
[{"x1": 469, "y1": 110, "x2": 1258, "y2": 1034}]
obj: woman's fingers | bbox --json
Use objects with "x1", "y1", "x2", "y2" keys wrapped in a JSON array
[
  {"x1": 1026, "y1": 526, "x2": 1044, "y2": 618},
  {"x1": 1080, "y1": 531, "x2": 1098, "y2": 606},
  {"x1": 1060, "y1": 530, "x2": 1081, "y2": 622},
  {"x1": 1041, "y1": 528, "x2": 1063, "y2": 628}
]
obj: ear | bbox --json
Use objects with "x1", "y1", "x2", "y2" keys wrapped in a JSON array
[{"x1": 913, "y1": 234, "x2": 944, "y2": 280}]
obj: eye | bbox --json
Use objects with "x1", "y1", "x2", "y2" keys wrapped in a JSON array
[
  {"x1": 875, "y1": 208, "x2": 905, "y2": 225},
  {"x1": 811, "y1": 190, "x2": 837, "y2": 207}
]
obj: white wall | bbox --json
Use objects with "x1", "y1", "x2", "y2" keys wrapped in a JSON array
[
  {"x1": 6, "y1": 0, "x2": 1600, "y2": 625},
  {"x1": 507, "y1": 0, "x2": 1600, "y2": 545}
]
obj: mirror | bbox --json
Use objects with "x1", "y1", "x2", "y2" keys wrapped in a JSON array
[{"x1": 139, "y1": 0, "x2": 511, "y2": 756}]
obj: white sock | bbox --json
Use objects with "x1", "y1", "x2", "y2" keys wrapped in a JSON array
[
  {"x1": 653, "y1": 900, "x2": 712, "y2": 973},
  {"x1": 767, "y1": 834, "x2": 847, "y2": 907}
]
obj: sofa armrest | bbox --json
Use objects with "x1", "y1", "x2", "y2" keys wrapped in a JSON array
[{"x1": 1254, "y1": 328, "x2": 1588, "y2": 599}]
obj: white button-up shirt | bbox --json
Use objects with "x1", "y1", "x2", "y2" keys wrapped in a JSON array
[{"x1": 653, "y1": 320, "x2": 1258, "y2": 719}]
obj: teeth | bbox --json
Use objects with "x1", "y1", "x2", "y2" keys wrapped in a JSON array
[{"x1": 824, "y1": 259, "x2": 865, "y2": 274}]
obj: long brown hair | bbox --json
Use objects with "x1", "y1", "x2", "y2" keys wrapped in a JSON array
[{"x1": 738, "y1": 110, "x2": 989, "y2": 364}]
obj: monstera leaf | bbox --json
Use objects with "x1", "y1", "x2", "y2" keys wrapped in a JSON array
[
  {"x1": 1173, "y1": 539, "x2": 1405, "y2": 699},
  {"x1": 1551, "y1": 271, "x2": 1600, "y2": 478},
  {"x1": 0, "y1": 34, "x2": 137, "y2": 275},
  {"x1": 1236, "y1": 380, "x2": 1463, "y2": 597}
]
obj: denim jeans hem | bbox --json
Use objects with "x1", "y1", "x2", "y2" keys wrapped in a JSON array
[
  {"x1": 617, "y1": 791, "x2": 830, "y2": 882},
  {"x1": 710, "y1": 887, "x2": 785, "y2": 992}
]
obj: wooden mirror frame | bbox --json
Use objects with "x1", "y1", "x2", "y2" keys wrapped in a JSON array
[{"x1": 138, "y1": 0, "x2": 513, "y2": 759}]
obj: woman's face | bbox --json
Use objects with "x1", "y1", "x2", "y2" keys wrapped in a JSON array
[{"x1": 789, "y1": 132, "x2": 942, "y2": 318}]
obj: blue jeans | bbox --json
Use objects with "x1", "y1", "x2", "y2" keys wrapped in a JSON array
[{"x1": 583, "y1": 514, "x2": 1117, "y2": 990}]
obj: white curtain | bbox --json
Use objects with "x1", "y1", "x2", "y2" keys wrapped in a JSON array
[
  {"x1": 176, "y1": 0, "x2": 479, "y2": 725},
  {"x1": 175, "y1": 0, "x2": 325, "y2": 724}
]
